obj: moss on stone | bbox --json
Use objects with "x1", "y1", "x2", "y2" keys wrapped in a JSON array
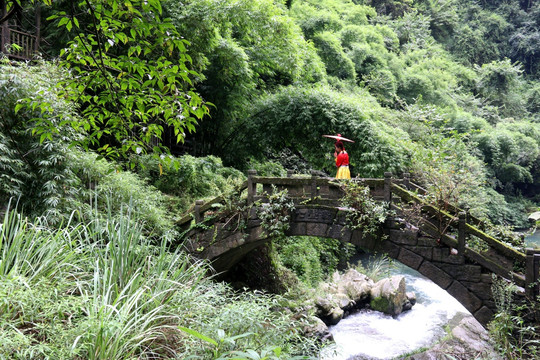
[{"x1": 370, "y1": 295, "x2": 390, "y2": 313}]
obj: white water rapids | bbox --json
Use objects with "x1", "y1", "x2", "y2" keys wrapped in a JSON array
[{"x1": 321, "y1": 265, "x2": 470, "y2": 360}]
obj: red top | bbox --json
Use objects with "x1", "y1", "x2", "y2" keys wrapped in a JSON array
[{"x1": 336, "y1": 151, "x2": 349, "y2": 167}]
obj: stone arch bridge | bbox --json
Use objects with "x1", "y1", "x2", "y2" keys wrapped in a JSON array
[{"x1": 177, "y1": 171, "x2": 540, "y2": 326}]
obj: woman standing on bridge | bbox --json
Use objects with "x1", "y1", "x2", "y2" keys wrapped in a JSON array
[{"x1": 334, "y1": 141, "x2": 351, "y2": 179}]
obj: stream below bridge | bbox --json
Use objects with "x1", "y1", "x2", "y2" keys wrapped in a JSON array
[
  {"x1": 320, "y1": 256, "x2": 470, "y2": 360},
  {"x1": 319, "y1": 229, "x2": 540, "y2": 359}
]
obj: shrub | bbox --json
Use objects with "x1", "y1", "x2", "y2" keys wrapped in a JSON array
[
  {"x1": 339, "y1": 181, "x2": 391, "y2": 238},
  {"x1": 475, "y1": 59, "x2": 527, "y2": 119},
  {"x1": 348, "y1": 42, "x2": 388, "y2": 78},
  {"x1": 228, "y1": 85, "x2": 409, "y2": 177},
  {"x1": 0, "y1": 62, "x2": 80, "y2": 222},
  {"x1": 364, "y1": 68, "x2": 398, "y2": 105},
  {"x1": 291, "y1": 1, "x2": 343, "y2": 38},
  {"x1": 135, "y1": 154, "x2": 245, "y2": 213},
  {"x1": 67, "y1": 150, "x2": 173, "y2": 236},
  {"x1": 276, "y1": 237, "x2": 323, "y2": 287},
  {"x1": 312, "y1": 31, "x2": 356, "y2": 80}
]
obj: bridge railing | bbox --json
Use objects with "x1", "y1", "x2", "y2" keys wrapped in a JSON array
[
  {"x1": 247, "y1": 169, "x2": 388, "y2": 205},
  {"x1": 526, "y1": 249, "x2": 540, "y2": 298},
  {"x1": 175, "y1": 180, "x2": 248, "y2": 227},
  {"x1": 1, "y1": 27, "x2": 37, "y2": 60},
  {"x1": 389, "y1": 178, "x2": 529, "y2": 288}
]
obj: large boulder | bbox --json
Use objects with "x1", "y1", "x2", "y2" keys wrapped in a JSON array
[
  {"x1": 335, "y1": 268, "x2": 374, "y2": 303},
  {"x1": 401, "y1": 313, "x2": 503, "y2": 360},
  {"x1": 326, "y1": 307, "x2": 344, "y2": 325},
  {"x1": 303, "y1": 316, "x2": 333, "y2": 342},
  {"x1": 314, "y1": 295, "x2": 346, "y2": 325},
  {"x1": 369, "y1": 275, "x2": 408, "y2": 317}
]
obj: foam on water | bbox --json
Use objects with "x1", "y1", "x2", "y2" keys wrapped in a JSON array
[{"x1": 322, "y1": 271, "x2": 469, "y2": 360}]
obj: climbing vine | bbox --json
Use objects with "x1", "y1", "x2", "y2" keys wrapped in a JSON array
[
  {"x1": 257, "y1": 186, "x2": 295, "y2": 238},
  {"x1": 339, "y1": 181, "x2": 391, "y2": 239}
]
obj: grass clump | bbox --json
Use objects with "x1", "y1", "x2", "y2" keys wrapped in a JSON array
[{"x1": 488, "y1": 275, "x2": 540, "y2": 359}]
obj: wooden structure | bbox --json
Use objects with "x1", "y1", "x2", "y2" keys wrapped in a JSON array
[{"x1": 0, "y1": 0, "x2": 41, "y2": 60}]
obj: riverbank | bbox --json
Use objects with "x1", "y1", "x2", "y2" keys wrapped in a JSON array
[{"x1": 399, "y1": 312, "x2": 502, "y2": 360}]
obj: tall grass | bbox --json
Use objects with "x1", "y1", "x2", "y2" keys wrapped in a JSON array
[
  {"x1": 70, "y1": 203, "x2": 212, "y2": 359},
  {"x1": 354, "y1": 253, "x2": 395, "y2": 281},
  {"x1": 0, "y1": 200, "x2": 79, "y2": 283},
  {"x1": 0, "y1": 200, "x2": 319, "y2": 359}
]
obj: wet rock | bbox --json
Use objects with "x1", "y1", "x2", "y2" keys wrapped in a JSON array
[
  {"x1": 402, "y1": 291, "x2": 417, "y2": 311},
  {"x1": 303, "y1": 316, "x2": 333, "y2": 342},
  {"x1": 406, "y1": 291, "x2": 417, "y2": 306},
  {"x1": 369, "y1": 275, "x2": 408, "y2": 317},
  {"x1": 451, "y1": 315, "x2": 499, "y2": 355},
  {"x1": 315, "y1": 297, "x2": 335, "y2": 314},
  {"x1": 334, "y1": 292, "x2": 355, "y2": 310},
  {"x1": 315, "y1": 295, "x2": 346, "y2": 325},
  {"x1": 327, "y1": 307, "x2": 344, "y2": 325},
  {"x1": 399, "y1": 313, "x2": 503, "y2": 360},
  {"x1": 337, "y1": 268, "x2": 374, "y2": 303}
]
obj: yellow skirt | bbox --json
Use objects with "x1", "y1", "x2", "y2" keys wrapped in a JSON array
[{"x1": 336, "y1": 166, "x2": 351, "y2": 179}]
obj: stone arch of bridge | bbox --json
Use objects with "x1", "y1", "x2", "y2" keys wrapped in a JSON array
[{"x1": 197, "y1": 205, "x2": 494, "y2": 326}]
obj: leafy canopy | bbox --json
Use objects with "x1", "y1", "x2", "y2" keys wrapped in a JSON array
[{"x1": 18, "y1": 0, "x2": 209, "y2": 161}]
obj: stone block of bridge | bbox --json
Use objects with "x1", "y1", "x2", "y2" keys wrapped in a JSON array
[
  {"x1": 474, "y1": 306, "x2": 495, "y2": 326},
  {"x1": 249, "y1": 226, "x2": 263, "y2": 241},
  {"x1": 418, "y1": 261, "x2": 453, "y2": 289},
  {"x1": 374, "y1": 238, "x2": 400, "y2": 259},
  {"x1": 404, "y1": 245, "x2": 433, "y2": 261},
  {"x1": 417, "y1": 236, "x2": 438, "y2": 247},
  {"x1": 197, "y1": 229, "x2": 217, "y2": 246},
  {"x1": 293, "y1": 208, "x2": 336, "y2": 224},
  {"x1": 287, "y1": 222, "x2": 306, "y2": 236},
  {"x1": 397, "y1": 247, "x2": 423, "y2": 270},
  {"x1": 203, "y1": 244, "x2": 228, "y2": 260},
  {"x1": 334, "y1": 210, "x2": 348, "y2": 226},
  {"x1": 439, "y1": 264, "x2": 482, "y2": 282},
  {"x1": 223, "y1": 232, "x2": 246, "y2": 249},
  {"x1": 432, "y1": 248, "x2": 464, "y2": 264},
  {"x1": 385, "y1": 218, "x2": 406, "y2": 230},
  {"x1": 350, "y1": 230, "x2": 388, "y2": 253},
  {"x1": 249, "y1": 207, "x2": 258, "y2": 219},
  {"x1": 389, "y1": 229, "x2": 418, "y2": 245},
  {"x1": 247, "y1": 218, "x2": 262, "y2": 228},
  {"x1": 447, "y1": 281, "x2": 483, "y2": 313},
  {"x1": 461, "y1": 280, "x2": 493, "y2": 301},
  {"x1": 327, "y1": 224, "x2": 352, "y2": 242},
  {"x1": 306, "y1": 223, "x2": 329, "y2": 237}
]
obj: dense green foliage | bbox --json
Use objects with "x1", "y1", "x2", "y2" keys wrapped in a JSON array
[
  {"x1": 3, "y1": 0, "x2": 540, "y2": 357},
  {"x1": 5, "y1": 0, "x2": 540, "y2": 226},
  {"x1": 0, "y1": 62, "x2": 79, "y2": 222},
  {"x1": 8, "y1": 0, "x2": 208, "y2": 161},
  {"x1": 274, "y1": 236, "x2": 355, "y2": 287},
  {"x1": 164, "y1": 0, "x2": 325, "y2": 155}
]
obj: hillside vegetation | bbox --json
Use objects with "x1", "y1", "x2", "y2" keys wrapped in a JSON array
[{"x1": 166, "y1": 0, "x2": 540, "y2": 227}]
